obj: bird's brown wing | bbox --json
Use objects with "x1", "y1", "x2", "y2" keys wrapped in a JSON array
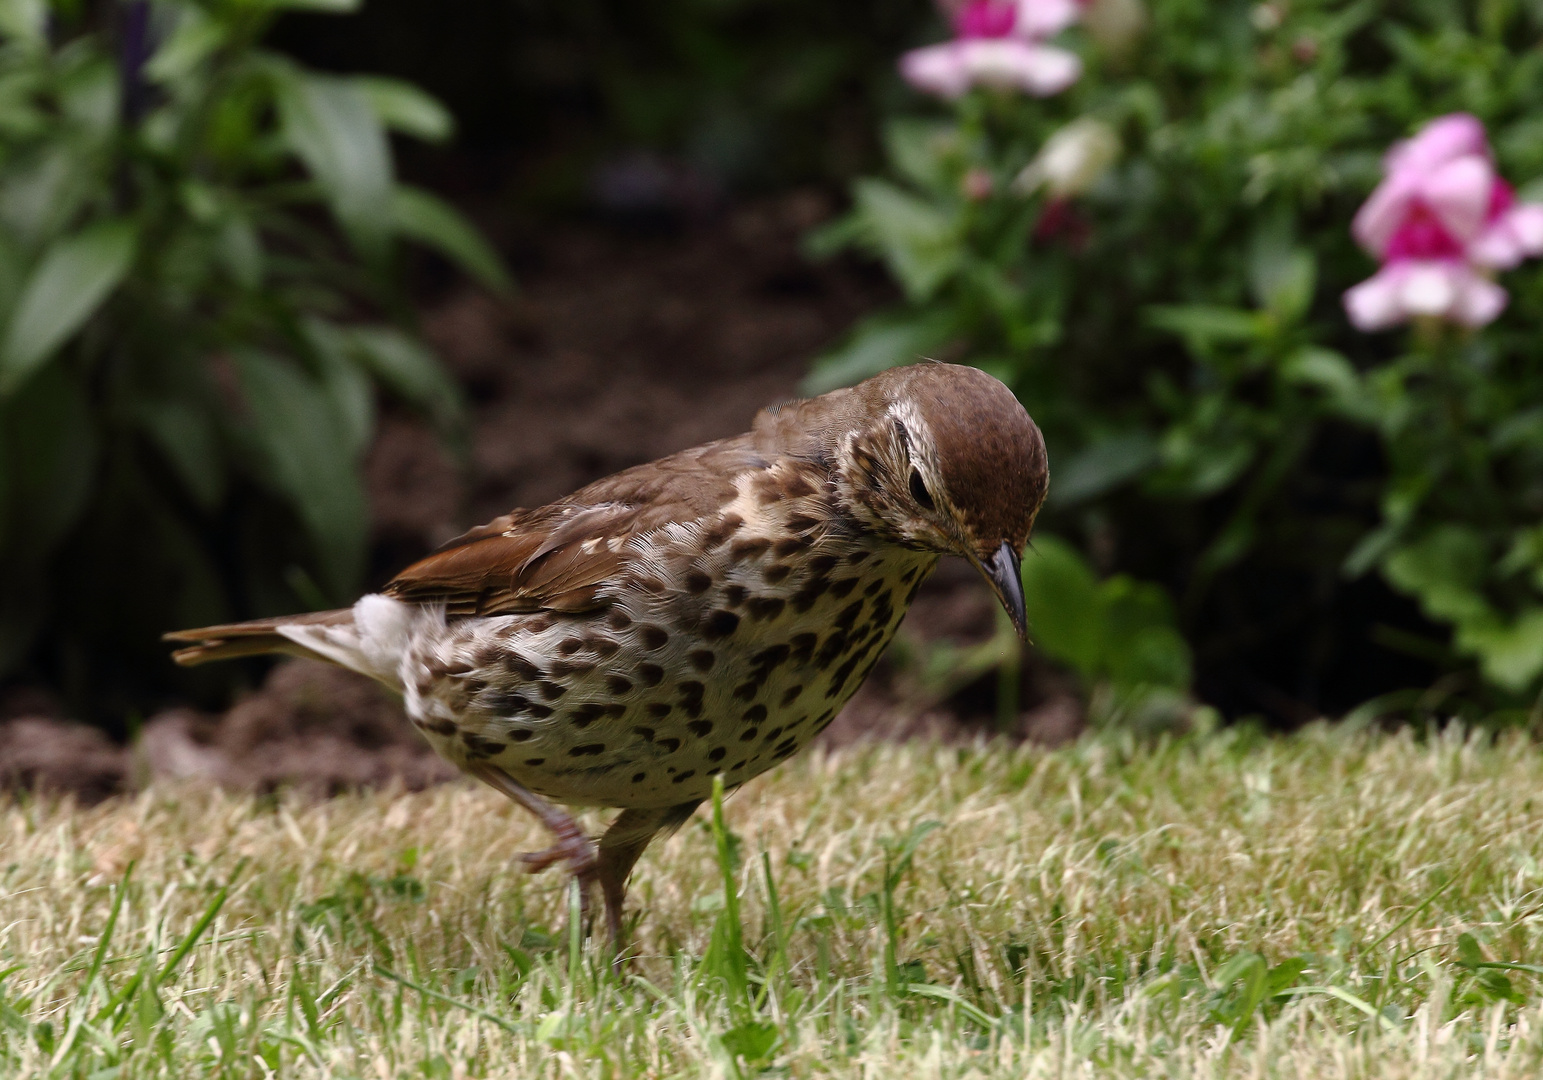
[{"x1": 384, "y1": 438, "x2": 760, "y2": 617}]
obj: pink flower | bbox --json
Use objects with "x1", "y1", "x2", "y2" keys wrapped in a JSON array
[
  {"x1": 900, "y1": 0, "x2": 1083, "y2": 100},
  {"x1": 1344, "y1": 261, "x2": 1506, "y2": 331},
  {"x1": 1344, "y1": 113, "x2": 1543, "y2": 331}
]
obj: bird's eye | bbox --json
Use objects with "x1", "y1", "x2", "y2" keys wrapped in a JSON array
[{"x1": 909, "y1": 468, "x2": 936, "y2": 510}]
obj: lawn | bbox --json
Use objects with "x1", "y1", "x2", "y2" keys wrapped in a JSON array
[{"x1": 4, "y1": 724, "x2": 1543, "y2": 1078}]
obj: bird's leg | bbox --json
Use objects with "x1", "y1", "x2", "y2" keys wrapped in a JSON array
[
  {"x1": 596, "y1": 800, "x2": 702, "y2": 966},
  {"x1": 465, "y1": 762, "x2": 598, "y2": 922}
]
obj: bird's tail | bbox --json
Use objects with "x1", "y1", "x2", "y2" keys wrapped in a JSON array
[{"x1": 163, "y1": 610, "x2": 356, "y2": 666}]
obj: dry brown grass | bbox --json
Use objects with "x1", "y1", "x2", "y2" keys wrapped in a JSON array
[{"x1": 4, "y1": 723, "x2": 1543, "y2": 1077}]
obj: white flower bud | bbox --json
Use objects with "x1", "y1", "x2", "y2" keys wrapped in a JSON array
[{"x1": 1012, "y1": 117, "x2": 1121, "y2": 199}]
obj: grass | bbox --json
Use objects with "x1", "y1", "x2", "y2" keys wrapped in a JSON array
[{"x1": 5, "y1": 723, "x2": 1543, "y2": 1077}]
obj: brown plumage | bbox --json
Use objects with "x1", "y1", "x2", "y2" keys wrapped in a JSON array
[{"x1": 165, "y1": 362, "x2": 1048, "y2": 955}]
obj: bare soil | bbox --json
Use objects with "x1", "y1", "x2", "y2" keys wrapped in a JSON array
[{"x1": 1, "y1": 194, "x2": 1083, "y2": 802}]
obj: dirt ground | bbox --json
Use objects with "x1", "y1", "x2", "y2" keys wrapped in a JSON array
[{"x1": 0, "y1": 194, "x2": 1083, "y2": 802}]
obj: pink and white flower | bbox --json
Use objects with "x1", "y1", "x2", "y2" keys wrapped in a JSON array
[
  {"x1": 900, "y1": 0, "x2": 1083, "y2": 100},
  {"x1": 1344, "y1": 113, "x2": 1543, "y2": 330}
]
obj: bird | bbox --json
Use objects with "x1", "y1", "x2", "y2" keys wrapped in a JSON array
[{"x1": 165, "y1": 362, "x2": 1048, "y2": 953}]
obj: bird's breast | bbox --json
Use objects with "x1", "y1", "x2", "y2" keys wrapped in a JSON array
[{"x1": 403, "y1": 534, "x2": 937, "y2": 809}]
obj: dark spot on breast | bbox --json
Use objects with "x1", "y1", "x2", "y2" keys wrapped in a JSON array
[
  {"x1": 525, "y1": 616, "x2": 554, "y2": 633},
  {"x1": 723, "y1": 584, "x2": 748, "y2": 606},
  {"x1": 731, "y1": 537, "x2": 772, "y2": 561},
  {"x1": 752, "y1": 643, "x2": 791, "y2": 673},
  {"x1": 588, "y1": 637, "x2": 620, "y2": 657},
  {"x1": 689, "y1": 649, "x2": 716, "y2": 672},
  {"x1": 606, "y1": 675, "x2": 633, "y2": 695},
  {"x1": 763, "y1": 562, "x2": 794, "y2": 583},
  {"x1": 730, "y1": 759, "x2": 748, "y2": 771},
  {"x1": 762, "y1": 726, "x2": 783, "y2": 742},
  {"x1": 701, "y1": 513, "x2": 744, "y2": 549},
  {"x1": 525, "y1": 757, "x2": 546, "y2": 766},
  {"x1": 536, "y1": 680, "x2": 567, "y2": 701},
  {"x1": 423, "y1": 718, "x2": 457, "y2": 736},
  {"x1": 509, "y1": 729, "x2": 534, "y2": 742},
  {"x1": 570, "y1": 743, "x2": 606, "y2": 757},
  {"x1": 685, "y1": 570, "x2": 713, "y2": 594},
  {"x1": 899, "y1": 567, "x2": 918, "y2": 584},
  {"x1": 570, "y1": 703, "x2": 606, "y2": 727},
  {"x1": 672, "y1": 770, "x2": 696, "y2": 783},
  {"x1": 502, "y1": 655, "x2": 543, "y2": 680},
  {"x1": 646, "y1": 702, "x2": 673, "y2": 719},
  {"x1": 814, "y1": 631, "x2": 849, "y2": 667},
  {"x1": 905, "y1": 580, "x2": 925, "y2": 605},
  {"x1": 461, "y1": 732, "x2": 505, "y2": 757},
  {"x1": 743, "y1": 705, "x2": 768, "y2": 724},
  {"x1": 658, "y1": 737, "x2": 681, "y2": 753},
  {"x1": 632, "y1": 726, "x2": 656, "y2": 741},
  {"x1": 733, "y1": 681, "x2": 759, "y2": 701},
  {"x1": 640, "y1": 625, "x2": 669, "y2": 650},
  {"x1": 791, "y1": 576, "x2": 830, "y2": 613},
  {"x1": 607, "y1": 608, "x2": 633, "y2": 630},
  {"x1": 863, "y1": 578, "x2": 885, "y2": 596},
  {"x1": 638, "y1": 663, "x2": 664, "y2": 687},
  {"x1": 830, "y1": 578, "x2": 859, "y2": 599},
  {"x1": 780, "y1": 685, "x2": 804, "y2": 706},
  {"x1": 604, "y1": 703, "x2": 627, "y2": 718},
  {"x1": 632, "y1": 772, "x2": 646, "y2": 783},
  {"x1": 785, "y1": 514, "x2": 818, "y2": 534},
  {"x1": 813, "y1": 709, "x2": 836, "y2": 732},
  {"x1": 548, "y1": 660, "x2": 596, "y2": 678},
  {"x1": 808, "y1": 553, "x2": 839, "y2": 576},
  {"x1": 558, "y1": 638, "x2": 583, "y2": 655},
  {"x1": 773, "y1": 737, "x2": 799, "y2": 759},
  {"x1": 788, "y1": 633, "x2": 818, "y2": 664},
  {"x1": 740, "y1": 728, "x2": 759, "y2": 741},
  {"x1": 783, "y1": 473, "x2": 817, "y2": 498},
  {"x1": 833, "y1": 600, "x2": 864, "y2": 631},
  {"x1": 848, "y1": 550, "x2": 874, "y2": 565},
  {"x1": 687, "y1": 720, "x2": 713, "y2": 736},
  {"x1": 746, "y1": 596, "x2": 786, "y2": 621},
  {"x1": 770, "y1": 538, "x2": 807, "y2": 559},
  {"x1": 701, "y1": 610, "x2": 740, "y2": 639},
  {"x1": 462, "y1": 678, "x2": 488, "y2": 697}
]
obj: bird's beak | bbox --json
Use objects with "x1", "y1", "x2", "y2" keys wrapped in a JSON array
[{"x1": 973, "y1": 541, "x2": 1027, "y2": 640}]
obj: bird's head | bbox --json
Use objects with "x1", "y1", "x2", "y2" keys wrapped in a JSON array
[{"x1": 825, "y1": 363, "x2": 1049, "y2": 637}]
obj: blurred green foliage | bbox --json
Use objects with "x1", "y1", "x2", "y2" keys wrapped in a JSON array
[
  {"x1": 0, "y1": 0, "x2": 506, "y2": 714},
  {"x1": 811, "y1": 0, "x2": 1543, "y2": 719}
]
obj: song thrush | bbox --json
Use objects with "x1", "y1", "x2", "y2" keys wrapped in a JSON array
[{"x1": 166, "y1": 362, "x2": 1048, "y2": 951}]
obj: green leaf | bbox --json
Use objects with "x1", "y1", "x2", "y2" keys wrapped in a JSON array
[
  {"x1": 275, "y1": 70, "x2": 393, "y2": 258},
  {"x1": 883, "y1": 118, "x2": 959, "y2": 192},
  {"x1": 852, "y1": 179, "x2": 961, "y2": 301},
  {"x1": 1021, "y1": 534, "x2": 1104, "y2": 680},
  {"x1": 301, "y1": 320, "x2": 376, "y2": 457},
  {"x1": 801, "y1": 310, "x2": 954, "y2": 395},
  {"x1": 1101, "y1": 579, "x2": 1191, "y2": 690},
  {"x1": 233, "y1": 351, "x2": 367, "y2": 597},
  {"x1": 1382, "y1": 525, "x2": 1492, "y2": 627},
  {"x1": 720, "y1": 1020, "x2": 779, "y2": 1062},
  {"x1": 345, "y1": 325, "x2": 463, "y2": 431},
  {"x1": 134, "y1": 399, "x2": 224, "y2": 509},
  {"x1": 0, "y1": 0, "x2": 47, "y2": 45},
  {"x1": 145, "y1": 7, "x2": 228, "y2": 84},
  {"x1": 1145, "y1": 304, "x2": 1264, "y2": 346},
  {"x1": 1047, "y1": 430, "x2": 1158, "y2": 507},
  {"x1": 356, "y1": 77, "x2": 453, "y2": 142},
  {"x1": 0, "y1": 363, "x2": 95, "y2": 564},
  {"x1": 1457, "y1": 610, "x2": 1543, "y2": 694},
  {"x1": 390, "y1": 186, "x2": 511, "y2": 294},
  {"x1": 0, "y1": 220, "x2": 137, "y2": 396}
]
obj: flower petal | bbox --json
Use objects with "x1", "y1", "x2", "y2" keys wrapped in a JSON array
[
  {"x1": 899, "y1": 43, "x2": 974, "y2": 98},
  {"x1": 1386, "y1": 113, "x2": 1490, "y2": 176},
  {"x1": 956, "y1": 38, "x2": 1082, "y2": 96},
  {"x1": 1353, "y1": 171, "x2": 1419, "y2": 256},
  {"x1": 1343, "y1": 265, "x2": 1409, "y2": 331},
  {"x1": 1420, "y1": 156, "x2": 1494, "y2": 243},
  {"x1": 1449, "y1": 266, "x2": 1508, "y2": 327},
  {"x1": 1014, "y1": 0, "x2": 1082, "y2": 39}
]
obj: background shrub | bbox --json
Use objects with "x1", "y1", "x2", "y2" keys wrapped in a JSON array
[
  {"x1": 0, "y1": 0, "x2": 506, "y2": 720},
  {"x1": 813, "y1": 0, "x2": 1543, "y2": 722}
]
